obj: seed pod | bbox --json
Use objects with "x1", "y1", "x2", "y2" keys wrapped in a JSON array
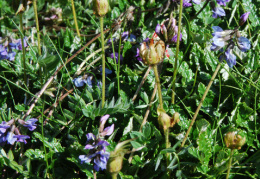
[{"x1": 93, "y1": 0, "x2": 109, "y2": 17}]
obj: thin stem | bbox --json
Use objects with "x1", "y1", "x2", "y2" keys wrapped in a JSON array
[
  {"x1": 171, "y1": 0, "x2": 184, "y2": 104},
  {"x1": 132, "y1": 66, "x2": 152, "y2": 102},
  {"x1": 117, "y1": 30, "x2": 122, "y2": 94},
  {"x1": 153, "y1": 65, "x2": 163, "y2": 109},
  {"x1": 180, "y1": 63, "x2": 222, "y2": 149},
  {"x1": 100, "y1": 16, "x2": 106, "y2": 108},
  {"x1": 41, "y1": 112, "x2": 49, "y2": 177},
  {"x1": 226, "y1": 149, "x2": 234, "y2": 179},
  {"x1": 19, "y1": 12, "x2": 27, "y2": 103},
  {"x1": 70, "y1": 0, "x2": 80, "y2": 37},
  {"x1": 33, "y1": 0, "x2": 41, "y2": 55}
]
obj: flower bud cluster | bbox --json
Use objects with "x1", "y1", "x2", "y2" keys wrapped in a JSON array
[
  {"x1": 157, "y1": 108, "x2": 180, "y2": 131},
  {"x1": 224, "y1": 131, "x2": 246, "y2": 150},
  {"x1": 0, "y1": 118, "x2": 37, "y2": 146},
  {"x1": 0, "y1": 37, "x2": 28, "y2": 61},
  {"x1": 79, "y1": 115, "x2": 114, "y2": 172},
  {"x1": 155, "y1": 18, "x2": 182, "y2": 44}
]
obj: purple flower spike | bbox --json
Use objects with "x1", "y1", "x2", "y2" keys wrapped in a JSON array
[
  {"x1": 23, "y1": 118, "x2": 38, "y2": 131},
  {"x1": 212, "y1": 7, "x2": 226, "y2": 18},
  {"x1": 73, "y1": 76, "x2": 92, "y2": 88},
  {"x1": 237, "y1": 37, "x2": 251, "y2": 52},
  {"x1": 239, "y1": 12, "x2": 250, "y2": 26}
]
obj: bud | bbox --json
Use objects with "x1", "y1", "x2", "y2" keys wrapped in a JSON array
[
  {"x1": 108, "y1": 140, "x2": 131, "y2": 178},
  {"x1": 157, "y1": 109, "x2": 180, "y2": 131},
  {"x1": 155, "y1": 17, "x2": 181, "y2": 44},
  {"x1": 93, "y1": 0, "x2": 109, "y2": 17},
  {"x1": 224, "y1": 131, "x2": 246, "y2": 150},
  {"x1": 239, "y1": 12, "x2": 250, "y2": 26},
  {"x1": 139, "y1": 39, "x2": 165, "y2": 65}
]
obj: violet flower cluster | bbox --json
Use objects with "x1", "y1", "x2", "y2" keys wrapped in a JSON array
[
  {"x1": 79, "y1": 115, "x2": 114, "y2": 171},
  {"x1": 0, "y1": 37, "x2": 27, "y2": 61},
  {"x1": 211, "y1": 12, "x2": 251, "y2": 68},
  {"x1": 0, "y1": 118, "x2": 37, "y2": 146},
  {"x1": 73, "y1": 68, "x2": 112, "y2": 88}
]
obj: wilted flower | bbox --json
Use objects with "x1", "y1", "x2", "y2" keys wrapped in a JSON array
[
  {"x1": 239, "y1": 12, "x2": 250, "y2": 26},
  {"x1": 212, "y1": 7, "x2": 226, "y2": 18},
  {"x1": 224, "y1": 131, "x2": 246, "y2": 150},
  {"x1": 79, "y1": 115, "x2": 114, "y2": 171},
  {"x1": 93, "y1": 0, "x2": 109, "y2": 17},
  {"x1": 139, "y1": 39, "x2": 165, "y2": 65}
]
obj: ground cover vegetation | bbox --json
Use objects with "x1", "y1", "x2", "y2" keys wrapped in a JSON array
[{"x1": 0, "y1": 0, "x2": 259, "y2": 178}]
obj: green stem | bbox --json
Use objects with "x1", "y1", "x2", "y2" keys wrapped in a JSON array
[
  {"x1": 164, "y1": 128, "x2": 171, "y2": 178},
  {"x1": 226, "y1": 149, "x2": 234, "y2": 179},
  {"x1": 171, "y1": 0, "x2": 184, "y2": 104},
  {"x1": 153, "y1": 65, "x2": 163, "y2": 109},
  {"x1": 70, "y1": 0, "x2": 80, "y2": 37},
  {"x1": 180, "y1": 62, "x2": 222, "y2": 149},
  {"x1": 33, "y1": 0, "x2": 41, "y2": 55},
  {"x1": 19, "y1": 13, "x2": 27, "y2": 98},
  {"x1": 117, "y1": 31, "x2": 122, "y2": 94},
  {"x1": 100, "y1": 16, "x2": 105, "y2": 108},
  {"x1": 111, "y1": 173, "x2": 117, "y2": 179}
]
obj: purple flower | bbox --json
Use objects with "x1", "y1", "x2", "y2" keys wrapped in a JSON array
[
  {"x1": 99, "y1": 67, "x2": 112, "y2": 76},
  {"x1": 192, "y1": 0, "x2": 204, "y2": 4},
  {"x1": 237, "y1": 37, "x2": 250, "y2": 52},
  {"x1": 136, "y1": 48, "x2": 142, "y2": 61},
  {"x1": 212, "y1": 7, "x2": 226, "y2": 18},
  {"x1": 173, "y1": 0, "x2": 192, "y2": 7},
  {"x1": 23, "y1": 118, "x2": 38, "y2": 131},
  {"x1": 0, "y1": 45, "x2": 8, "y2": 60},
  {"x1": 6, "y1": 131, "x2": 17, "y2": 145},
  {"x1": 0, "y1": 121, "x2": 10, "y2": 133},
  {"x1": 216, "y1": 0, "x2": 230, "y2": 6},
  {"x1": 9, "y1": 38, "x2": 28, "y2": 51},
  {"x1": 79, "y1": 115, "x2": 114, "y2": 171},
  {"x1": 14, "y1": 135, "x2": 30, "y2": 144},
  {"x1": 73, "y1": 76, "x2": 93, "y2": 88},
  {"x1": 239, "y1": 12, "x2": 250, "y2": 26},
  {"x1": 110, "y1": 52, "x2": 123, "y2": 63},
  {"x1": 79, "y1": 135, "x2": 111, "y2": 171},
  {"x1": 210, "y1": 26, "x2": 232, "y2": 51},
  {"x1": 220, "y1": 48, "x2": 236, "y2": 68}
]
